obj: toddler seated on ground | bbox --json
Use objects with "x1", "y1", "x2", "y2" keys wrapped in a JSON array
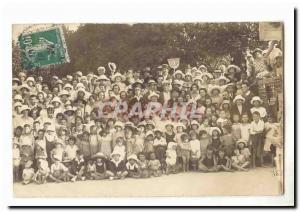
[
  {"x1": 22, "y1": 160, "x2": 35, "y2": 185},
  {"x1": 126, "y1": 154, "x2": 141, "y2": 178},
  {"x1": 148, "y1": 152, "x2": 162, "y2": 177},
  {"x1": 231, "y1": 148, "x2": 250, "y2": 171}
]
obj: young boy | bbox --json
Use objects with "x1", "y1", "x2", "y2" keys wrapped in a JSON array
[
  {"x1": 153, "y1": 129, "x2": 167, "y2": 172},
  {"x1": 49, "y1": 155, "x2": 74, "y2": 183},
  {"x1": 198, "y1": 147, "x2": 218, "y2": 172},
  {"x1": 13, "y1": 141, "x2": 21, "y2": 182},
  {"x1": 250, "y1": 111, "x2": 265, "y2": 168},
  {"x1": 231, "y1": 148, "x2": 250, "y2": 171},
  {"x1": 179, "y1": 133, "x2": 191, "y2": 172},
  {"x1": 34, "y1": 158, "x2": 50, "y2": 184},
  {"x1": 165, "y1": 142, "x2": 177, "y2": 174},
  {"x1": 126, "y1": 154, "x2": 141, "y2": 178},
  {"x1": 138, "y1": 152, "x2": 149, "y2": 178},
  {"x1": 22, "y1": 160, "x2": 35, "y2": 185},
  {"x1": 106, "y1": 151, "x2": 128, "y2": 180}
]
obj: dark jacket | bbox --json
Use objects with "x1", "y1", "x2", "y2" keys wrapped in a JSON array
[{"x1": 107, "y1": 159, "x2": 126, "y2": 174}]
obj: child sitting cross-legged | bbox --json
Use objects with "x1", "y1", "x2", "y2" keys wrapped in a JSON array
[
  {"x1": 148, "y1": 152, "x2": 162, "y2": 177},
  {"x1": 137, "y1": 152, "x2": 150, "y2": 178},
  {"x1": 49, "y1": 155, "x2": 75, "y2": 183},
  {"x1": 126, "y1": 154, "x2": 141, "y2": 178},
  {"x1": 106, "y1": 151, "x2": 128, "y2": 180},
  {"x1": 216, "y1": 147, "x2": 232, "y2": 172},
  {"x1": 34, "y1": 158, "x2": 50, "y2": 184},
  {"x1": 231, "y1": 148, "x2": 250, "y2": 171},
  {"x1": 88, "y1": 152, "x2": 108, "y2": 180},
  {"x1": 198, "y1": 146, "x2": 218, "y2": 172},
  {"x1": 22, "y1": 160, "x2": 35, "y2": 185}
]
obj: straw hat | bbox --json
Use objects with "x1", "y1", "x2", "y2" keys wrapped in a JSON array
[
  {"x1": 111, "y1": 150, "x2": 121, "y2": 157},
  {"x1": 92, "y1": 152, "x2": 106, "y2": 159},
  {"x1": 63, "y1": 83, "x2": 73, "y2": 90},
  {"x1": 209, "y1": 85, "x2": 222, "y2": 95},
  {"x1": 127, "y1": 154, "x2": 139, "y2": 162},
  {"x1": 251, "y1": 96, "x2": 263, "y2": 105},
  {"x1": 20, "y1": 105, "x2": 30, "y2": 113},
  {"x1": 173, "y1": 70, "x2": 185, "y2": 78},
  {"x1": 13, "y1": 94, "x2": 23, "y2": 102},
  {"x1": 145, "y1": 131, "x2": 154, "y2": 137},
  {"x1": 209, "y1": 127, "x2": 222, "y2": 135},
  {"x1": 97, "y1": 66, "x2": 106, "y2": 73},
  {"x1": 58, "y1": 90, "x2": 70, "y2": 97},
  {"x1": 190, "y1": 120, "x2": 200, "y2": 128},
  {"x1": 233, "y1": 95, "x2": 245, "y2": 103},
  {"x1": 148, "y1": 92, "x2": 159, "y2": 100},
  {"x1": 225, "y1": 65, "x2": 241, "y2": 74},
  {"x1": 26, "y1": 77, "x2": 35, "y2": 83},
  {"x1": 112, "y1": 73, "x2": 125, "y2": 81}
]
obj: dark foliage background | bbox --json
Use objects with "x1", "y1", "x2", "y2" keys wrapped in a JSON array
[{"x1": 13, "y1": 23, "x2": 266, "y2": 78}]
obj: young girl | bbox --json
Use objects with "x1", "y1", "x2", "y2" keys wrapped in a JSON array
[
  {"x1": 250, "y1": 111, "x2": 265, "y2": 168},
  {"x1": 263, "y1": 116, "x2": 279, "y2": 167},
  {"x1": 240, "y1": 114, "x2": 251, "y2": 146},
  {"x1": 92, "y1": 152, "x2": 108, "y2": 180},
  {"x1": 13, "y1": 141, "x2": 21, "y2": 182},
  {"x1": 20, "y1": 124, "x2": 35, "y2": 161},
  {"x1": 179, "y1": 133, "x2": 191, "y2": 172},
  {"x1": 98, "y1": 130, "x2": 112, "y2": 158},
  {"x1": 138, "y1": 152, "x2": 149, "y2": 178},
  {"x1": 231, "y1": 148, "x2": 250, "y2": 171},
  {"x1": 144, "y1": 131, "x2": 155, "y2": 155},
  {"x1": 199, "y1": 130, "x2": 211, "y2": 157},
  {"x1": 113, "y1": 137, "x2": 126, "y2": 160},
  {"x1": 237, "y1": 140, "x2": 251, "y2": 162},
  {"x1": 126, "y1": 154, "x2": 141, "y2": 178},
  {"x1": 189, "y1": 130, "x2": 201, "y2": 171},
  {"x1": 165, "y1": 142, "x2": 177, "y2": 174},
  {"x1": 89, "y1": 125, "x2": 100, "y2": 156},
  {"x1": 148, "y1": 152, "x2": 162, "y2": 177},
  {"x1": 22, "y1": 160, "x2": 35, "y2": 185},
  {"x1": 216, "y1": 148, "x2": 232, "y2": 172},
  {"x1": 50, "y1": 140, "x2": 65, "y2": 163},
  {"x1": 210, "y1": 127, "x2": 222, "y2": 154},
  {"x1": 250, "y1": 96, "x2": 267, "y2": 119},
  {"x1": 231, "y1": 114, "x2": 242, "y2": 142},
  {"x1": 106, "y1": 151, "x2": 128, "y2": 180},
  {"x1": 164, "y1": 122, "x2": 175, "y2": 144},
  {"x1": 49, "y1": 155, "x2": 74, "y2": 183},
  {"x1": 86, "y1": 159, "x2": 97, "y2": 180}
]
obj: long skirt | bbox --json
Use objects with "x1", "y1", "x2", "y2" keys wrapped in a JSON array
[{"x1": 251, "y1": 133, "x2": 264, "y2": 158}]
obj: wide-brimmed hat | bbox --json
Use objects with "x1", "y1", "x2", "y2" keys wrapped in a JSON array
[
  {"x1": 209, "y1": 127, "x2": 222, "y2": 135},
  {"x1": 92, "y1": 152, "x2": 106, "y2": 159},
  {"x1": 251, "y1": 96, "x2": 263, "y2": 105},
  {"x1": 198, "y1": 65, "x2": 208, "y2": 72},
  {"x1": 217, "y1": 76, "x2": 230, "y2": 84},
  {"x1": 221, "y1": 99, "x2": 231, "y2": 107},
  {"x1": 75, "y1": 83, "x2": 85, "y2": 90},
  {"x1": 190, "y1": 120, "x2": 200, "y2": 128},
  {"x1": 58, "y1": 90, "x2": 70, "y2": 97},
  {"x1": 173, "y1": 70, "x2": 184, "y2": 77},
  {"x1": 225, "y1": 65, "x2": 241, "y2": 74},
  {"x1": 164, "y1": 121, "x2": 174, "y2": 128},
  {"x1": 97, "y1": 75, "x2": 110, "y2": 81},
  {"x1": 20, "y1": 105, "x2": 30, "y2": 113},
  {"x1": 145, "y1": 130, "x2": 154, "y2": 137},
  {"x1": 19, "y1": 84, "x2": 30, "y2": 91},
  {"x1": 233, "y1": 95, "x2": 245, "y2": 103},
  {"x1": 51, "y1": 96, "x2": 62, "y2": 105},
  {"x1": 148, "y1": 92, "x2": 159, "y2": 100},
  {"x1": 209, "y1": 85, "x2": 222, "y2": 94},
  {"x1": 12, "y1": 78, "x2": 22, "y2": 85},
  {"x1": 63, "y1": 83, "x2": 73, "y2": 90},
  {"x1": 112, "y1": 72, "x2": 125, "y2": 81},
  {"x1": 146, "y1": 120, "x2": 156, "y2": 128},
  {"x1": 111, "y1": 150, "x2": 121, "y2": 157},
  {"x1": 26, "y1": 77, "x2": 35, "y2": 83},
  {"x1": 97, "y1": 66, "x2": 106, "y2": 73},
  {"x1": 114, "y1": 121, "x2": 124, "y2": 129},
  {"x1": 236, "y1": 139, "x2": 247, "y2": 147},
  {"x1": 176, "y1": 122, "x2": 186, "y2": 130},
  {"x1": 13, "y1": 94, "x2": 23, "y2": 102},
  {"x1": 127, "y1": 154, "x2": 139, "y2": 162}
]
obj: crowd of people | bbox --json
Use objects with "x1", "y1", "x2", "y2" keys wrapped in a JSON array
[{"x1": 12, "y1": 40, "x2": 283, "y2": 185}]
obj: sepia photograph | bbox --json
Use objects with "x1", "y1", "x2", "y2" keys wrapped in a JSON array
[{"x1": 10, "y1": 22, "x2": 286, "y2": 199}]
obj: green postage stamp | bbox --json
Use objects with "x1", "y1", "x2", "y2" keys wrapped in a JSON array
[{"x1": 18, "y1": 26, "x2": 70, "y2": 69}]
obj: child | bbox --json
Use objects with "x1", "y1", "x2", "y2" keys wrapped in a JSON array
[
  {"x1": 216, "y1": 148, "x2": 232, "y2": 172},
  {"x1": 237, "y1": 140, "x2": 251, "y2": 162},
  {"x1": 165, "y1": 142, "x2": 177, "y2": 174},
  {"x1": 20, "y1": 124, "x2": 35, "y2": 161},
  {"x1": 250, "y1": 111, "x2": 265, "y2": 168},
  {"x1": 78, "y1": 131, "x2": 92, "y2": 161},
  {"x1": 91, "y1": 152, "x2": 108, "y2": 180},
  {"x1": 49, "y1": 155, "x2": 74, "y2": 183},
  {"x1": 240, "y1": 114, "x2": 251, "y2": 146},
  {"x1": 22, "y1": 160, "x2": 35, "y2": 185},
  {"x1": 34, "y1": 158, "x2": 50, "y2": 184},
  {"x1": 98, "y1": 130, "x2": 112, "y2": 158},
  {"x1": 113, "y1": 137, "x2": 126, "y2": 160},
  {"x1": 210, "y1": 127, "x2": 222, "y2": 154},
  {"x1": 231, "y1": 114, "x2": 242, "y2": 142},
  {"x1": 221, "y1": 125, "x2": 234, "y2": 157},
  {"x1": 189, "y1": 130, "x2": 201, "y2": 171},
  {"x1": 148, "y1": 152, "x2": 162, "y2": 177},
  {"x1": 138, "y1": 152, "x2": 149, "y2": 178},
  {"x1": 86, "y1": 159, "x2": 97, "y2": 180},
  {"x1": 144, "y1": 131, "x2": 155, "y2": 155},
  {"x1": 35, "y1": 129, "x2": 47, "y2": 160},
  {"x1": 263, "y1": 116, "x2": 279, "y2": 167},
  {"x1": 198, "y1": 147, "x2": 218, "y2": 172},
  {"x1": 106, "y1": 151, "x2": 128, "y2": 180},
  {"x1": 179, "y1": 133, "x2": 191, "y2": 172},
  {"x1": 231, "y1": 148, "x2": 250, "y2": 171},
  {"x1": 126, "y1": 154, "x2": 141, "y2": 178},
  {"x1": 64, "y1": 136, "x2": 79, "y2": 161},
  {"x1": 70, "y1": 150, "x2": 86, "y2": 181},
  {"x1": 13, "y1": 141, "x2": 21, "y2": 182},
  {"x1": 89, "y1": 125, "x2": 100, "y2": 156},
  {"x1": 153, "y1": 129, "x2": 167, "y2": 171},
  {"x1": 199, "y1": 130, "x2": 211, "y2": 156},
  {"x1": 50, "y1": 140, "x2": 65, "y2": 163}
]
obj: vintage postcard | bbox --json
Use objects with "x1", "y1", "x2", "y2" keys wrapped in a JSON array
[{"x1": 11, "y1": 22, "x2": 285, "y2": 199}]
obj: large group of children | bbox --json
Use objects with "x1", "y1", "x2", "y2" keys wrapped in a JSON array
[{"x1": 12, "y1": 41, "x2": 283, "y2": 185}]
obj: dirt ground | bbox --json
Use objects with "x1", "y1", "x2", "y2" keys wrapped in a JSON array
[{"x1": 13, "y1": 167, "x2": 282, "y2": 197}]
